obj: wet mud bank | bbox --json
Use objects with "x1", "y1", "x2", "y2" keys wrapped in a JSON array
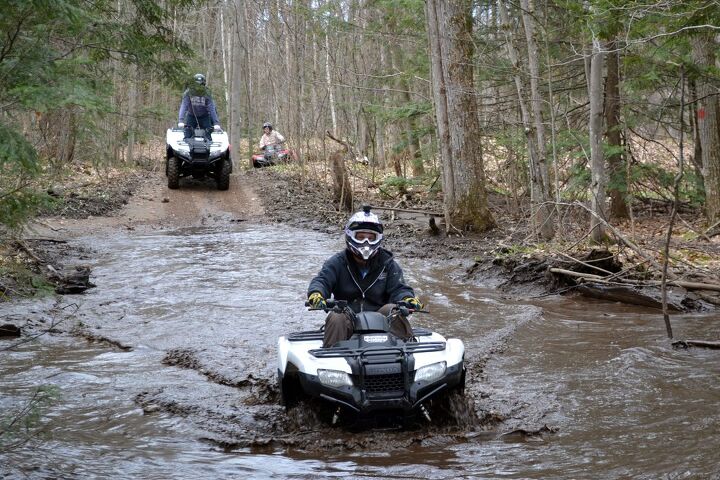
[{"x1": 248, "y1": 168, "x2": 720, "y2": 314}]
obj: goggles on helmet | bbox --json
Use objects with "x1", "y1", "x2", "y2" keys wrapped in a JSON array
[{"x1": 346, "y1": 228, "x2": 382, "y2": 245}]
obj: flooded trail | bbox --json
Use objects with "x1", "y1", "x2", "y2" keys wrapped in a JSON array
[{"x1": 2, "y1": 223, "x2": 720, "y2": 478}]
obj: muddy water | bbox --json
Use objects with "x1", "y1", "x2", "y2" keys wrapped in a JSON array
[{"x1": 2, "y1": 225, "x2": 720, "y2": 478}]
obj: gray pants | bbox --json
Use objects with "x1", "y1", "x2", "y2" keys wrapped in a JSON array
[{"x1": 323, "y1": 304, "x2": 414, "y2": 348}]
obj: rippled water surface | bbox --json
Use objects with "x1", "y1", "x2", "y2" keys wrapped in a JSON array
[{"x1": 2, "y1": 224, "x2": 719, "y2": 478}]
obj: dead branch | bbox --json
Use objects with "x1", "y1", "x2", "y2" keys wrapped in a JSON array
[
  {"x1": 15, "y1": 240, "x2": 45, "y2": 265},
  {"x1": 555, "y1": 251, "x2": 615, "y2": 276},
  {"x1": 704, "y1": 219, "x2": 720, "y2": 237},
  {"x1": 549, "y1": 267, "x2": 720, "y2": 292},
  {"x1": 326, "y1": 130, "x2": 352, "y2": 154},
  {"x1": 369, "y1": 205, "x2": 444, "y2": 216},
  {"x1": 677, "y1": 214, "x2": 712, "y2": 242}
]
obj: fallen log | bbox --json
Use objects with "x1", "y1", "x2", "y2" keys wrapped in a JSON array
[
  {"x1": 0, "y1": 324, "x2": 21, "y2": 337},
  {"x1": 47, "y1": 265, "x2": 95, "y2": 294},
  {"x1": 576, "y1": 282, "x2": 685, "y2": 311},
  {"x1": 673, "y1": 340, "x2": 720, "y2": 349},
  {"x1": 549, "y1": 268, "x2": 720, "y2": 292}
]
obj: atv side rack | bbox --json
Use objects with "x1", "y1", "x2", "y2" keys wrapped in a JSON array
[{"x1": 287, "y1": 331, "x2": 324, "y2": 342}]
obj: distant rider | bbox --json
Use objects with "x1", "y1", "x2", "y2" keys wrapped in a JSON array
[
  {"x1": 178, "y1": 73, "x2": 221, "y2": 140},
  {"x1": 307, "y1": 207, "x2": 423, "y2": 348},
  {"x1": 258, "y1": 122, "x2": 285, "y2": 150}
]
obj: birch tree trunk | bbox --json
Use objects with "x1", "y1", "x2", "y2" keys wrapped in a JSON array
[
  {"x1": 325, "y1": 33, "x2": 337, "y2": 134},
  {"x1": 376, "y1": 118, "x2": 387, "y2": 169},
  {"x1": 243, "y1": 0, "x2": 254, "y2": 157},
  {"x1": 229, "y1": 0, "x2": 244, "y2": 167},
  {"x1": 589, "y1": 37, "x2": 607, "y2": 242},
  {"x1": 499, "y1": 0, "x2": 553, "y2": 239},
  {"x1": 425, "y1": 0, "x2": 455, "y2": 229},
  {"x1": 520, "y1": 0, "x2": 554, "y2": 239},
  {"x1": 520, "y1": 0, "x2": 548, "y2": 189},
  {"x1": 219, "y1": 4, "x2": 230, "y2": 119},
  {"x1": 692, "y1": 33, "x2": 720, "y2": 225},
  {"x1": 126, "y1": 68, "x2": 136, "y2": 164}
]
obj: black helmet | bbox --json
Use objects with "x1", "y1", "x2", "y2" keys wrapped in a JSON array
[
  {"x1": 263, "y1": 122, "x2": 273, "y2": 131},
  {"x1": 345, "y1": 205, "x2": 384, "y2": 260},
  {"x1": 193, "y1": 73, "x2": 206, "y2": 86}
]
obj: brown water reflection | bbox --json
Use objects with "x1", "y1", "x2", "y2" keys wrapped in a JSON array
[{"x1": 1, "y1": 225, "x2": 719, "y2": 478}]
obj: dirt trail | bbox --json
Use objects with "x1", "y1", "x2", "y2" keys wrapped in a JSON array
[{"x1": 30, "y1": 173, "x2": 265, "y2": 237}]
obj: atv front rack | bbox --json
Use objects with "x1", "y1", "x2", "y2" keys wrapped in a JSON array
[
  {"x1": 287, "y1": 327, "x2": 433, "y2": 343},
  {"x1": 308, "y1": 341, "x2": 446, "y2": 358},
  {"x1": 178, "y1": 139, "x2": 224, "y2": 148}
]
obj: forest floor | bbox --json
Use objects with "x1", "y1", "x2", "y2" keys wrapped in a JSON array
[{"x1": 2, "y1": 160, "x2": 720, "y2": 312}]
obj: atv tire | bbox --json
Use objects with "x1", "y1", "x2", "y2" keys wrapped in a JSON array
[
  {"x1": 216, "y1": 158, "x2": 231, "y2": 190},
  {"x1": 167, "y1": 156, "x2": 180, "y2": 189}
]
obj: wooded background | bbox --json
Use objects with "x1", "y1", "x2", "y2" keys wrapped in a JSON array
[{"x1": 1, "y1": 0, "x2": 719, "y2": 239}]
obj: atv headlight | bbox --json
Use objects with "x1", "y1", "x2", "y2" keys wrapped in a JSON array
[
  {"x1": 414, "y1": 361, "x2": 446, "y2": 383},
  {"x1": 317, "y1": 369, "x2": 353, "y2": 388}
]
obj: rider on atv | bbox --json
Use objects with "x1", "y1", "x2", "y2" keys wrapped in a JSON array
[
  {"x1": 258, "y1": 122, "x2": 285, "y2": 150},
  {"x1": 178, "y1": 73, "x2": 221, "y2": 140},
  {"x1": 307, "y1": 206, "x2": 423, "y2": 348}
]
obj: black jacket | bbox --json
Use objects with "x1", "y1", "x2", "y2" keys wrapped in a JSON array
[{"x1": 307, "y1": 248, "x2": 415, "y2": 313}]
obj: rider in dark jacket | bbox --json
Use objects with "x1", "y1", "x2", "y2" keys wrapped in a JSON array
[
  {"x1": 307, "y1": 207, "x2": 423, "y2": 347},
  {"x1": 308, "y1": 248, "x2": 414, "y2": 313},
  {"x1": 178, "y1": 73, "x2": 221, "y2": 139}
]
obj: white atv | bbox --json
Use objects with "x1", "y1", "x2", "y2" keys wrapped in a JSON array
[
  {"x1": 165, "y1": 126, "x2": 231, "y2": 190},
  {"x1": 277, "y1": 300, "x2": 466, "y2": 426}
]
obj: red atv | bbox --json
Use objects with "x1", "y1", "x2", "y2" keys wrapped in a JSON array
[{"x1": 252, "y1": 143, "x2": 291, "y2": 168}]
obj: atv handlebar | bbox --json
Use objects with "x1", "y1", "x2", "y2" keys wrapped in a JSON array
[
  {"x1": 305, "y1": 299, "x2": 427, "y2": 315},
  {"x1": 304, "y1": 299, "x2": 349, "y2": 313}
]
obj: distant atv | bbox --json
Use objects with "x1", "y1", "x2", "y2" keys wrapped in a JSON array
[
  {"x1": 166, "y1": 126, "x2": 232, "y2": 190},
  {"x1": 252, "y1": 143, "x2": 290, "y2": 168}
]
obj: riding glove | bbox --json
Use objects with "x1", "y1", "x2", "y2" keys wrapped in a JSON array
[
  {"x1": 213, "y1": 124, "x2": 221, "y2": 131},
  {"x1": 401, "y1": 297, "x2": 423, "y2": 310},
  {"x1": 178, "y1": 122, "x2": 185, "y2": 128},
  {"x1": 308, "y1": 292, "x2": 327, "y2": 310}
]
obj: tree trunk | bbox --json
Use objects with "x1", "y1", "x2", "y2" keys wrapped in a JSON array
[
  {"x1": 520, "y1": 0, "x2": 549, "y2": 191},
  {"x1": 403, "y1": 87, "x2": 424, "y2": 176},
  {"x1": 126, "y1": 67, "x2": 136, "y2": 164},
  {"x1": 605, "y1": 40, "x2": 628, "y2": 219},
  {"x1": 499, "y1": 0, "x2": 552, "y2": 239},
  {"x1": 219, "y1": 6, "x2": 230, "y2": 120},
  {"x1": 688, "y1": 78, "x2": 706, "y2": 195},
  {"x1": 425, "y1": 0, "x2": 455, "y2": 229},
  {"x1": 376, "y1": 118, "x2": 387, "y2": 169},
  {"x1": 325, "y1": 33, "x2": 337, "y2": 134},
  {"x1": 589, "y1": 37, "x2": 608, "y2": 243},
  {"x1": 432, "y1": 0, "x2": 494, "y2": 232},
  {"x1": 692, "y1": 33, "x2": 720, "y2": 225},
  {"x1": 229, "y1": 0, "x2": 244, "y2": 167}
]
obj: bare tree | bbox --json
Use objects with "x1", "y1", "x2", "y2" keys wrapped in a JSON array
[
  {"x1": 499, "y1": 0, "x2": 552, "y2": 239},
  {"x1": 605, "y1": 39, "x2": 628, "y2": 219},
  {"x1": 588, "y1": 35, "x2": 607, "y2": 243},
  {"x1": 691, "y1": 32, "x2": 720, "y2": 225},
  {"x1": 427, "y1": 0, "x2": 494, "y2": 232}
]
